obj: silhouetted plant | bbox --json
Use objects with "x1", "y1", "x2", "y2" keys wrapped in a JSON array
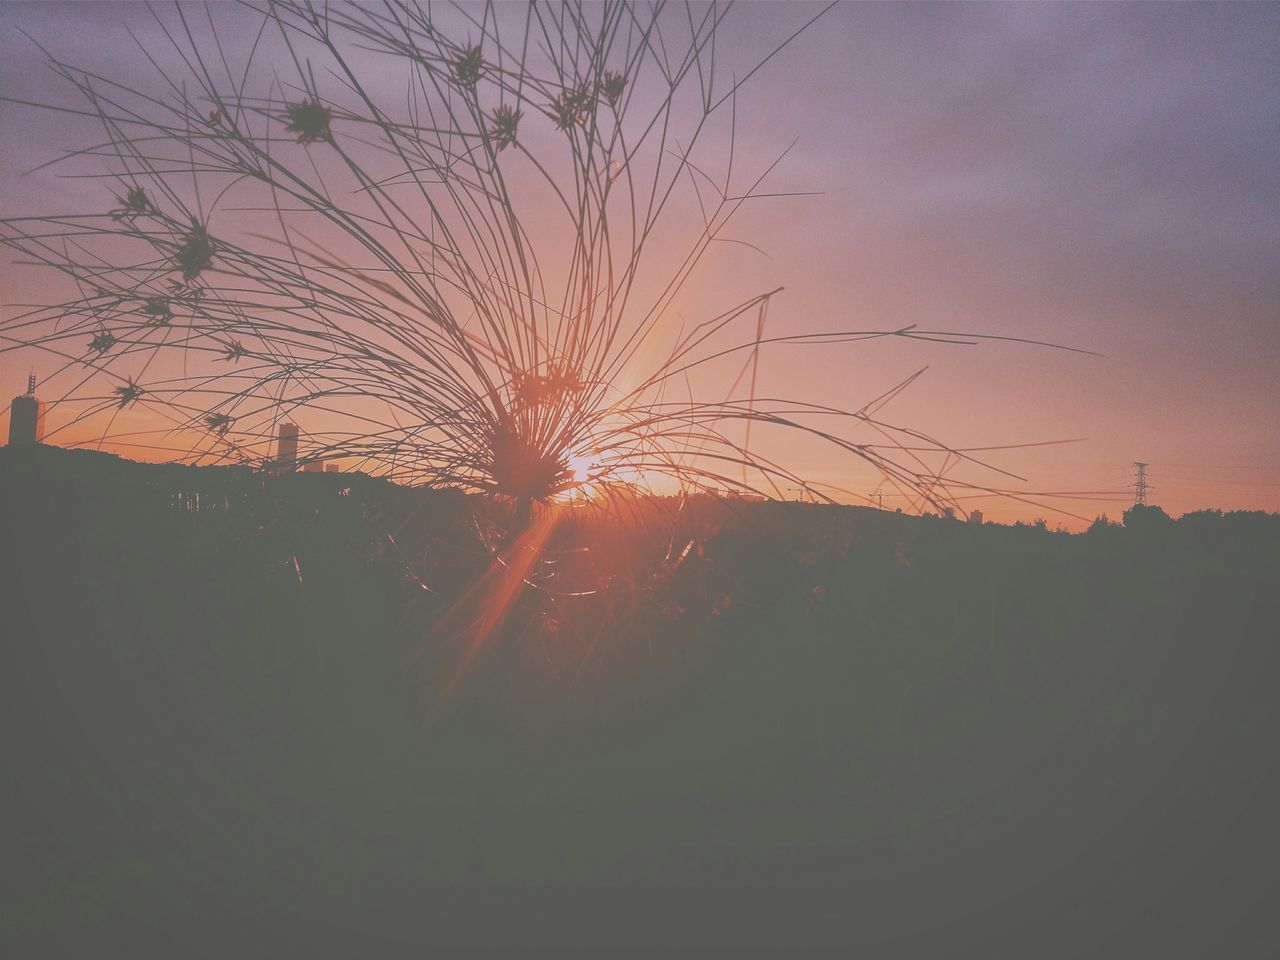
[
  {"x1": 111, "y1": 186, "x2": 153, "y2": 221},
  {"x1": 454, "y1": 43, "x2": 484, "y2": 88},
  {"x1": 601, "y1": 71, "x2": 628, "y2": 107},
  {"x1": 283, "y1": 100, "x2": 333, "y2": 144},
  {"x1": 488, "y1": 104, "x2": 522, "y2": 151},
  {"x1": 0, "y1": 0, "x2": 1092, "y2": 572},
  {"x1": 114, "y1": 379, "x2": 144, "y2": 408},
  {"x1": 89, "y1": 330, "x2": 117, "y2": 356},
  {"x1": 174, "y1": 222, "x2": 216, "y2": 281},
  {"x1": 205, "y1": 413, "x2": 234, "y2": 436},
  {"x1": 141, "y1": 297, "x2": 173, "y2": 325},
  {"x1": 548, "y1": 86, "x2": 591, "y2": 130}
]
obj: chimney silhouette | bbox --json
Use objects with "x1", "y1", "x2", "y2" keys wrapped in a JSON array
[
  {"x1": 276, "y1": 422, "x2": 299, "y2": 472},
  {"x1": 8, "y1": 373, "x2": 43, "y2": 446}
]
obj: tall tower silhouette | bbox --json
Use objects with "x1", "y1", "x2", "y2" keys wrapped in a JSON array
[
  {"x1": 8, "y1": 373, "x2": 43, "y2": 446},
  {"x1": 276, "y1": 422, "x2": 299, "y2": 472},
  {"x1": 1132, "y1": 461, "x2": 1150, "y2": 506}
]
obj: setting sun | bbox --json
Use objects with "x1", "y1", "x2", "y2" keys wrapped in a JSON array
[{"x1": 563, "y1": 452, "x2": 602, "y2": 498}]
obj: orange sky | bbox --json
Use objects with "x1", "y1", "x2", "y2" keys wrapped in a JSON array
[{"x1": 2, "y1": 2, "x2": 1277, "y2": 529}]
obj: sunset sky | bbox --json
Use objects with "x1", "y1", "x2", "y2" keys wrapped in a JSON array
[{"x1": 2, "y1": 1, "x2": 1277, "y2": 527}]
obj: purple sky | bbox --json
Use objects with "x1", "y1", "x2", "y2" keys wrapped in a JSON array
[{"x1": 2, "y1": 2, "x2": 1277, "y2": 524}]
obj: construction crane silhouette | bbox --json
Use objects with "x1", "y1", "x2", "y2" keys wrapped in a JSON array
[{"x1": 788, "y1": 485, "x2": 815, "y2": 504}]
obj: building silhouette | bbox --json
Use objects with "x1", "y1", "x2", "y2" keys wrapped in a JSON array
[
  {"x1": 969, "y1": 509, "x2": 984, "y2": 525},
  {"x1": 276, "y1": 422, "x2": 299, "y2": 472},
  {"x1": 8, "y1": 374, "x2": 43, "y2": 446}
]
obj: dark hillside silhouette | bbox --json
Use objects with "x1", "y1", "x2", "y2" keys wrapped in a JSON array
[{"x1": 2, "y1": 446, "x2": 1279, "y2": 956}]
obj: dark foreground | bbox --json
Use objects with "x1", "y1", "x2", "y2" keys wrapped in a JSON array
[{"x1": 2, "y1": 447, "x2": 1278, "y2": 956}]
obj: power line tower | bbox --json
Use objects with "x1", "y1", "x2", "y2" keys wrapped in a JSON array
[{"x1": 1132, "y1": 461, "x2": 1150, "y2": 506}]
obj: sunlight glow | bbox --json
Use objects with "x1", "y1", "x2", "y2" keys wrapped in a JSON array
[{"x1": 564, "y1": 451, "x2": 603, "y2": 499}]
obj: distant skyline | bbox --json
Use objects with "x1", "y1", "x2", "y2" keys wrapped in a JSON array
[{"x1": 2, "y1": 1, "x2": 1277, "y2": 526}]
